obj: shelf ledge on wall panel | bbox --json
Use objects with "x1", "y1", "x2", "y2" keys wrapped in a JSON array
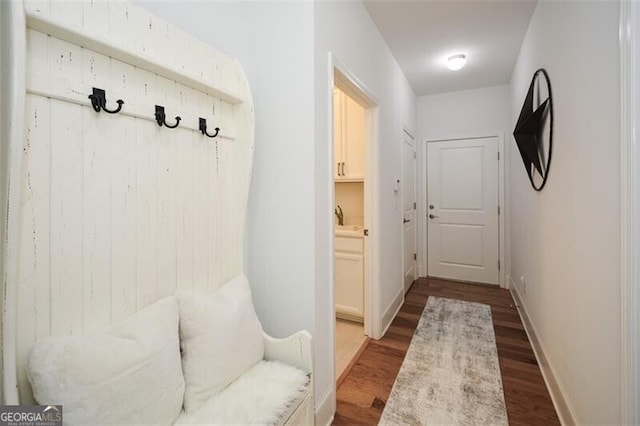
[{"x1": 24, "y1": 11, "x2": 245, "y2": 106}]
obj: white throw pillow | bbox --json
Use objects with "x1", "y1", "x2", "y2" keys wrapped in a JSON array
[
  {"x1": 178, "y1": 275, "x2": 265, "y2": 412},
  {"x1": 27, "y1": 297, "x2": 184, "y2": 425}
]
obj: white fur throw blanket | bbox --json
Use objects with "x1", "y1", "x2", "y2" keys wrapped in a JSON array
[{"x1": 175, "y1": 360, "x2": 309, "y2": 425}]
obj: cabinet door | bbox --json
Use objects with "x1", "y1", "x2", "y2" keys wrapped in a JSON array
[
  {"x1": 333, "y1": 88, "x2": 345, "y2": 179},
  {"x1": 342, "y1": 94, "x2": 365, "y2": 180},
  {"x1": 335, "y1": 252, "x2": 364, "y2": 319}
]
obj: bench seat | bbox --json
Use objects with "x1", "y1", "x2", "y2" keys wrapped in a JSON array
[{"x1": 175, "y1": 360, "x2": 310, "y2": 425}]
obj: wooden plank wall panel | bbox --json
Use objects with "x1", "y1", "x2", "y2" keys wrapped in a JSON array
[
  {"x1": 176, "y1": 127, "x2": 195, "y2": 292},
  {"x1": 218, "y1": 142, "x2": 234, "y2": 284},
  {"x1": 16, "y1": 96, "x2": 51, "y2": 403},
  {"x1": 82, "y1": 41, "x2": 111, "y2": 94},
  {"x1": 108, "y1": 56, "x2": 138, "y2": 322},
  {"x1": 25, "y1": 30, "x2": 48, "y2": 89},
  {"x1": 192, "y1": 138, "x2": 209, "y2": 294},
  {"x1": 135, "y1": 119, "x2": 159, "y2": 310},
  {"x1": 156, "y1": 122, "x2": 177, "y2": 299},
  {"x1": 49, "y1": 37, "x2": 83, "y2": 87},
  {"x1": 227, "y1": 140, "x2": 244, "y2": 280},
  {"x1": 110, "y1": 115, "x2": 138, "y2": 323},
  {"x1": 24, "y1": 0, "x2": 245, "y2": 102},
  {"x1": 207, "y1": 140, "x2": 220, "y2": 291},
  {"x1": 82, "y1": 108, "x2": 113, "y2": 332},
  {"x1": 49, "y1": 0, "x2": 81, "y2": 27},
  {"x1": 11, "y1": 0, "x2": 254, "y2": 401},
  {"x1": 49, "y1": 100, "x2": 84, "y2": 336},
  {"x1": 81, "y1": 0, "x2": 110, "y2": 37},
  {"x1": 185, "y1": 87, "x2": 209, "y2": 294}
]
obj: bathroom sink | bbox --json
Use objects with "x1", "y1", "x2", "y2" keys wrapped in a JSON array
[{"x1": 335, "y1": 224, "x2": 364, "y2": 237}]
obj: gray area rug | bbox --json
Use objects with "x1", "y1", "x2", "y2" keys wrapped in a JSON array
[{"x1": 379, "y1": 297, "x2": 508, "y2": 425}]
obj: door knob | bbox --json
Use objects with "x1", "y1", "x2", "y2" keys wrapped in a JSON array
[
  {"x1": 429, "y1": 204, "x2": 435, "y2": 210},
  {"x1": 429, "y1": 214, "x2": 439, "y2": 219},
  {"x1": 403, "y1": 218, "x2": 410, "y2": 223}
]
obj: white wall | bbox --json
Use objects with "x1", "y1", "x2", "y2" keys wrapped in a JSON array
[
  {"x1": 417, "y1": 85, "x2": 510, "y2": 141},
  {"x1": 314, "y1": 2, "x2": 416, "y2": 420},
  {"x1": 509, "y1": 1, "x2": 621, "y2": 423},
  {"x1": 139, "y1": 2, "x2": 416, "y2": 423}
]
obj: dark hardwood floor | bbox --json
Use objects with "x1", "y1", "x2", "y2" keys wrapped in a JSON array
[{"x1": 333, "y1": 277, "x2": 560, "y2": 425}]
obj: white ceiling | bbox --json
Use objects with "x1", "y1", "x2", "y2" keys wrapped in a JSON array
[{"x1": 363, "y1": 0, "x2": 537, "y2": 96}]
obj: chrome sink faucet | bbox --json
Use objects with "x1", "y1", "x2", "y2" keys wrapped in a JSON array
[{"x1": 334, "y1": 205, "x2": 344, "y2": 226}]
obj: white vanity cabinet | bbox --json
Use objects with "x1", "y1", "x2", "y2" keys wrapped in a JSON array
[
  {"x1": 333, "y1": 88, "x2": 365, "y2": 182},
  {"x1": 335, "y1": 233, "x2": 364, "y2": 322}
]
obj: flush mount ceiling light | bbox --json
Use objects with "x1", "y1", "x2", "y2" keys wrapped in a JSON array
[{"x1": 447, "y1": 54, "x2": 466, "y2": 71}]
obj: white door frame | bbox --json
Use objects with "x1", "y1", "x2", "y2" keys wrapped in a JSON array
[
  {"x1": 620, "y1": 1, "x2": 639, "y2": 423},
  {"x1": 328, "y1": 53, "x2": 381, "y2": 344},
  {"x1": 419, "y1": 132, "x2": 506, "y2": 288},
  {"x1": 401, "y1": 127, "x2": 417, "y2": 293}
]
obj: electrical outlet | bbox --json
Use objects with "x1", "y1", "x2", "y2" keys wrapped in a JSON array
[{"x1": 520, "y1": 276, "x2": 527, "y2": 294}]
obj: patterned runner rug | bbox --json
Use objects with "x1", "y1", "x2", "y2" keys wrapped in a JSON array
[{"x1": 379, "y1": 296, "x2": 508, "y2": 425}]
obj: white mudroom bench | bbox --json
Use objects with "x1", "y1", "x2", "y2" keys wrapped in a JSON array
[
  {"x1": 0, "y1": 1, "x2": 315, "y2": 424},
  {"x1": 27, "y1": 275, "x2": 314, "y2": 425}
]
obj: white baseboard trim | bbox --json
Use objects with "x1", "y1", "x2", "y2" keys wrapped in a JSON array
[
  {"x1": 315, "y1": 386, "x2": 335, "y2": 426},
  {"x1": 510, "y1": 279, "x2": 578, "y2": 425},
  {"x1": 380, "y1": 286, "x2": 404, "y2": 338}
]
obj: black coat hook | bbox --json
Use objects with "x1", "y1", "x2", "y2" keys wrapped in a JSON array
[
  {"x1": 199, "y1": 118, "x2": 220, "y2": 138},
  {"x1": 88, "y1": 87, "x2": 124, "y2": 114},
  {"x1": 155, "y1": 105, "x2": 181, "y2": 129}
]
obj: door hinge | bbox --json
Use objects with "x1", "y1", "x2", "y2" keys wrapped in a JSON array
[
  {"x1": 498, "y1": 205, "x2": 501, "y2": 215},
  {"x1": 364, "y1": 229, "x2": 369, "y2": 236},
  {"x1": 413, "y1": 202, "x2": 417, "y2": 209},
  {"x1": 498, "y1": 151, "x2": 500, "y2": 161},
  {"x1": 414, "y1": 253, "x2": 417, "y2": 261},
  {"x1": 498, "y1": 260, "x2": 501, "y2": 270},
  {"x1": 414, "y1": 152, "x2": 417, "y2": 159}
]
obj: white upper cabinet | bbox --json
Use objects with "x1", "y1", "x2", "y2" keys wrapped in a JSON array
[{"x1": 334, "y1": 88, "x2": 364, "y2": 182}]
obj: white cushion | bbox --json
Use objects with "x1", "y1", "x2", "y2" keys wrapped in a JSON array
[
  {"x1": 178, "y1": 274, "x2": 265, "y2": 412},
  {"x1": 174, "y1": 360, "x2": 310, "y2": 425},
  {"x1": 27, "y1": 297, "x2": 184, "y2": 425}
]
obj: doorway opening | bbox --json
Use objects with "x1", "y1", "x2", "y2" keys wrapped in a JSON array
[{"x1": 331, "y1": 65, "x2": 378, "y2": 385}]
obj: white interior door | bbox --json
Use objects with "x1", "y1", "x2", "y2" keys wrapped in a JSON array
[
  {"x1": 402, "y1": 130, "x2": 417, "y2": 293},
  {"x1": 427, "y1": 137, "x2": 499, "y2": 285}
]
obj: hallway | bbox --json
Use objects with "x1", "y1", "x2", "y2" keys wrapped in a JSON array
[{"x1": 333, "y1": 277, "x2": 560, "y2": 425}]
